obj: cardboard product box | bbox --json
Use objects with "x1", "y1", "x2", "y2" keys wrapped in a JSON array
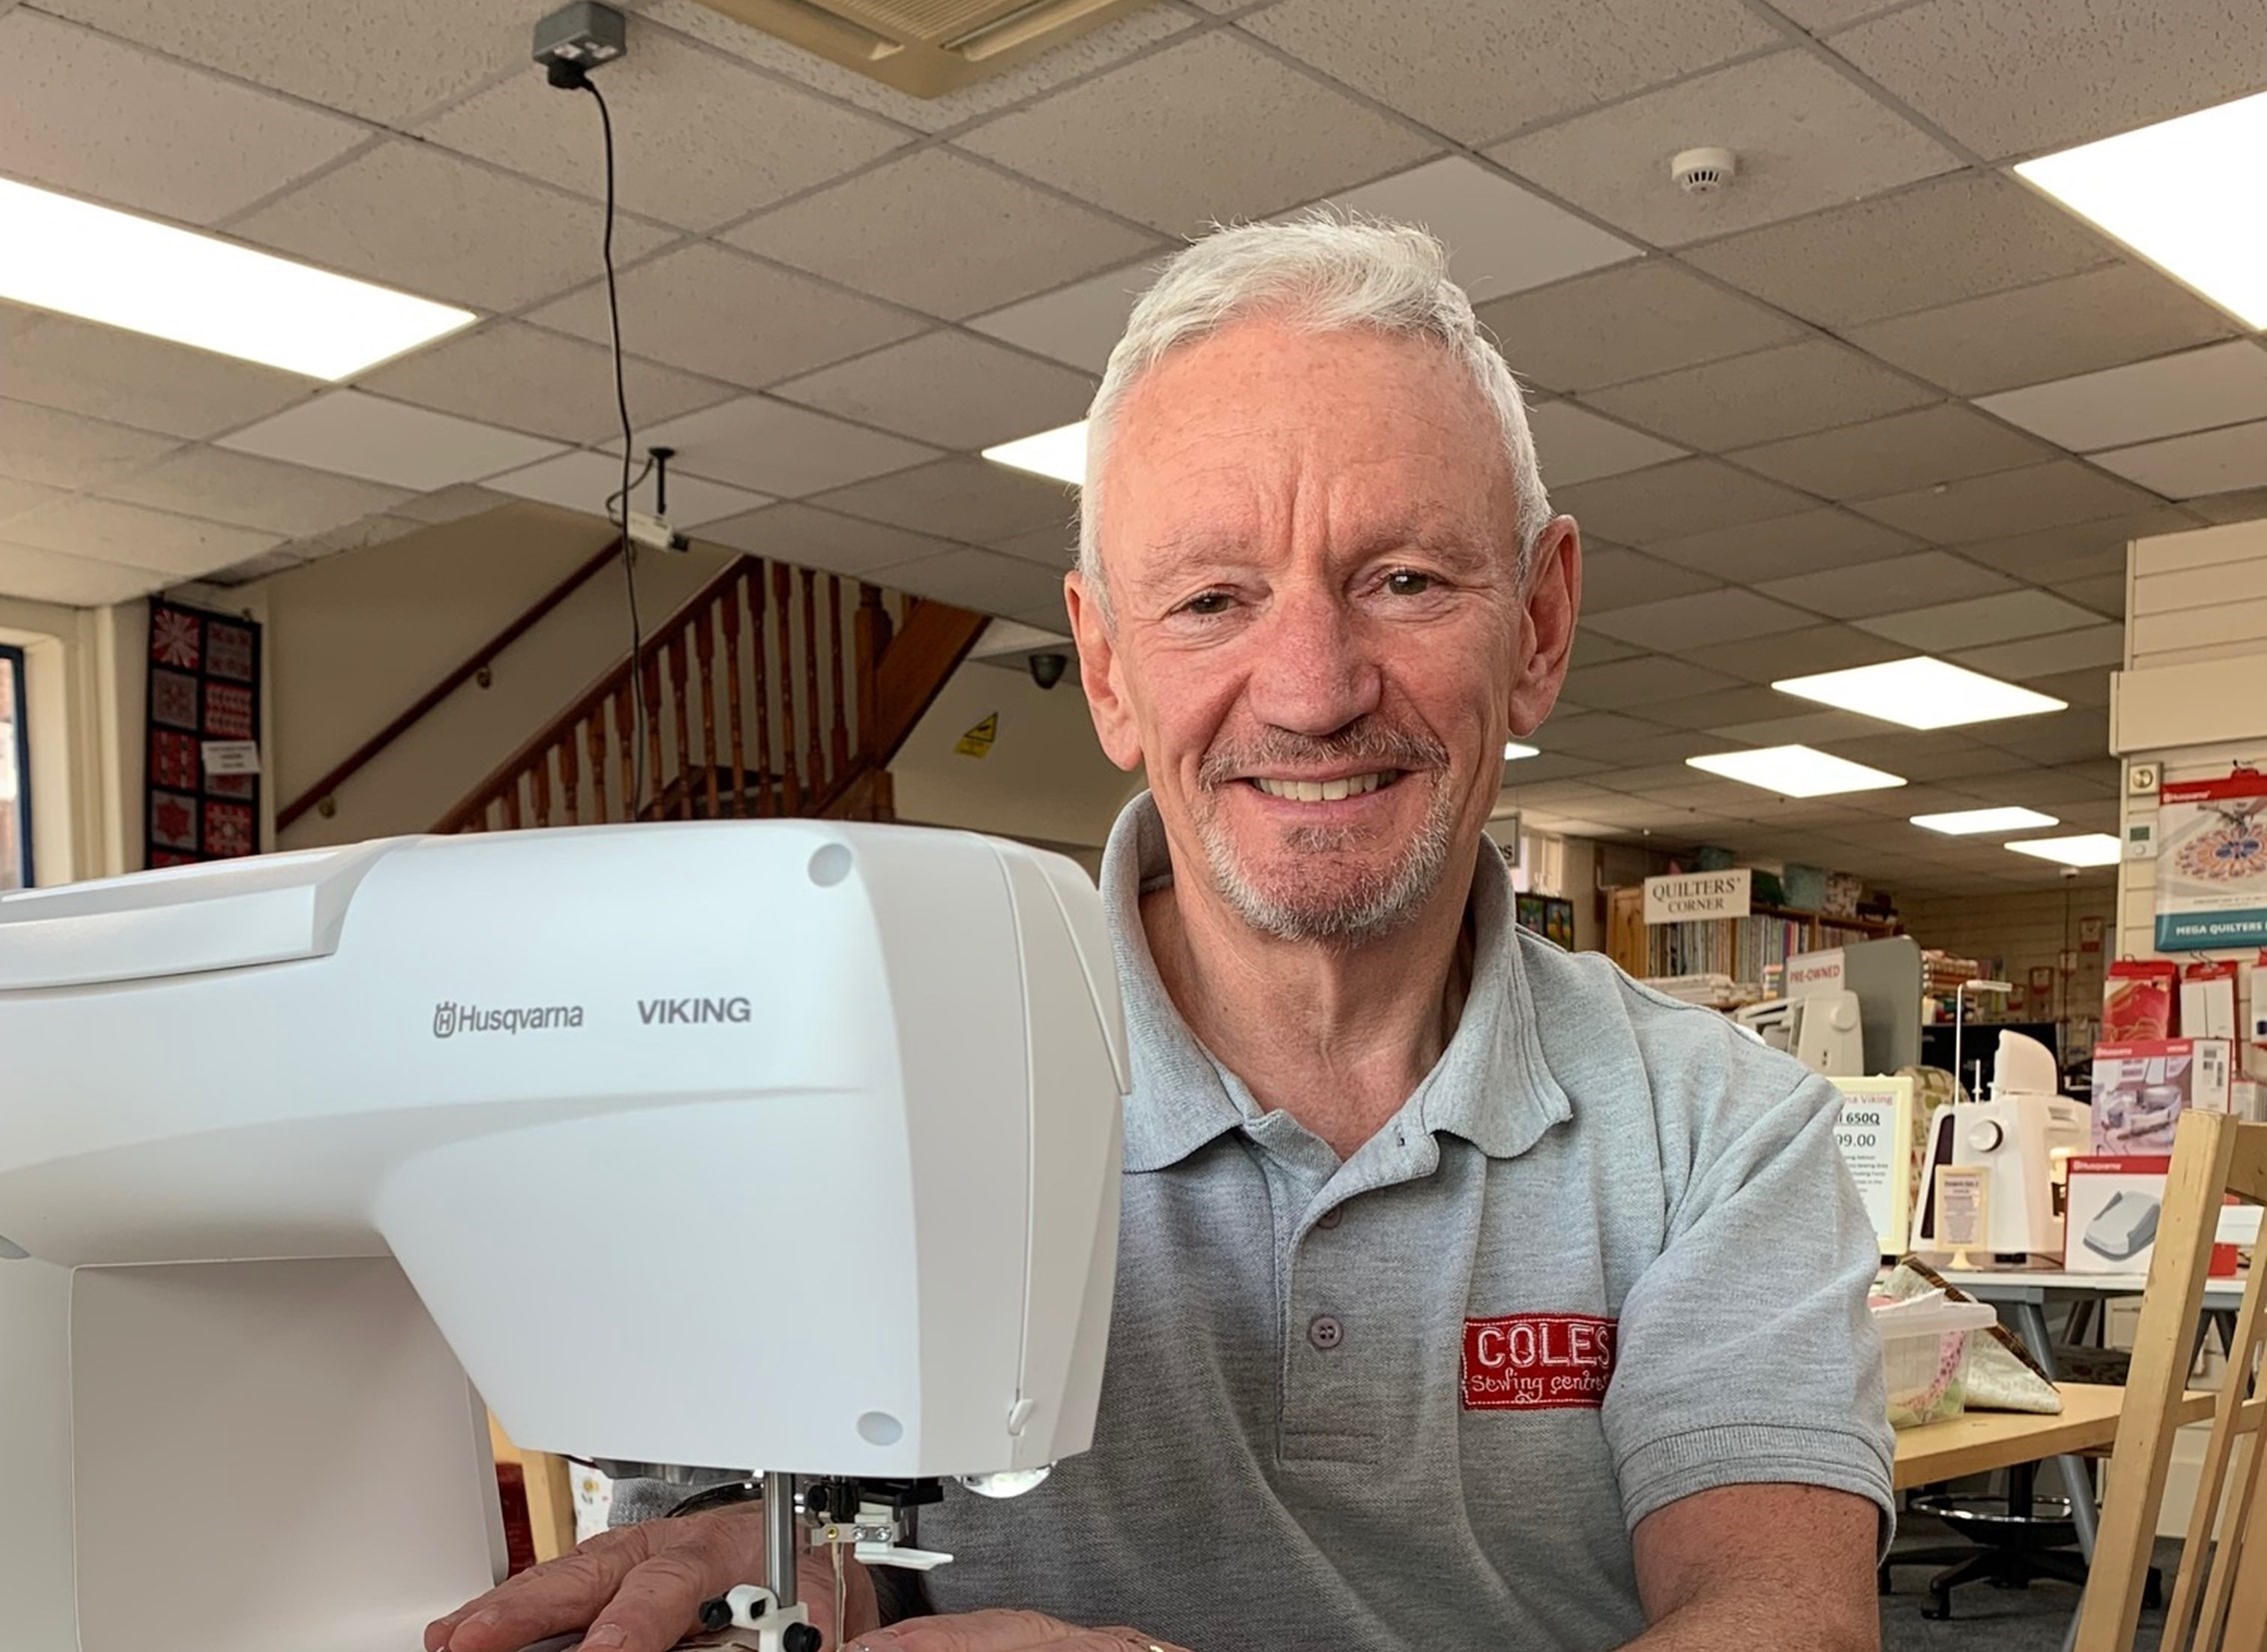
[
  {"x1": 2091, "y1": 1038, "x2": 2234, "y2": 1153},
  {"x1": 2181, "y1": 960, "x2": 2239, "y2": 1041},
  {"x1": 2106, "y1": 958, "x2": 2178, "y2": 1041},
  {"x1": 2065, "y1": 1156, "x2": 2240, "y2": 1275}
]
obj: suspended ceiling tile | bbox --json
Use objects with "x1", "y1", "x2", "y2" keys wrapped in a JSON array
[
  {"x1": 216, "y1": 390, "x2": 566, "y2": 491},
  {"x1": 638, "y1": 0, "x2": 1195, "y2": 137},
  {"x1": 871, "y1": 548, "x2": 1066, "y2": 617},
  {"x1": 30, "y1": 0, "x2": 590, "y2": 126},
  {"x1": 0, "y1": 477, "x2": 66, "y2": 522},
  {"x1": 1731, "y1": 405, "x2": 2055, "y2": 502},
  {"x1": 1638, "y1": 685, "x2": 1813, "y2": 732},
  {"x1": 1552, "y1": 458, "x2": 1815, "y2": 546},
  {"x1": 968, "y1": 257, "x2": 1166, "y2": 375},
  {"x1": 4, "y1": 495, "x2": 278, "y2": 577},
  {"x1": 0, "y1": 398, "x2": 181, "y2": 491},
  {"x1": 483, "y1": 450, "x2": 768, "y2": 530},
  {"x1": 729, "y1": 150, "x2": 1157, "y2": 323},
  {"x1": 623, "y1": 396, "x2": 940, "y2": 500},
  {"x1": 1813, "y1": 729, "x2": 2011, "y2": 783},
  {"x1": 1, "y1": 9, "x2": 368, "y2": 225},
  {"x1": 1852, "y1": 460, "x2": 2163, "y2": 542},
  {"x1": 1681, "y1": 623, "x2": 1910, "y2": 683},
  {"x1": 2047, "y1": 574, "x2": 2127, "y2": 619},
  {"x1": 524, "y1": 243, "x2": 926, "y2": 390},
  {"x1": 696, "y1": 502, "x2": 964, "y2": 579},
  {"x1": 1951, "y1": 508, "x2": 2197, "y2": 582},
  {"x1": 2183, "y1": 485, "x2": 2267, "y2": 526},
  {"x1": 1758, "y1": 550, "x2": 2019, "y2": 619},
  {"x1": 1584, "y1": 338, "x2": 1938, "y2": 451},
  {"x1": 1776, "y1": 0, "x2": 1923, "y2": 30},
  {"x1": 230, "y1": 140, "x2": 676, "y2": 313},
  {"x1": 1321, "y1": 155, "x2": 1639, "y2": 303},
  {"x1": 1855, "y1": 588, "x2": 2105, "y2": 650},
  {"x1": 0, "y1": 539, "x2": 172, "y2": 606},
  {"x1": 2027, "y1": 667, "x2": 2115, "y2": 708},
  {"x1": 1240, "y1": 0, "x2": 1778, "y2": 146},
  {"x1": 810, "y1": 457, "x2": 1077, "y2": 545},
  {"x1": 770, "y1": 332, "x2": 1097, "y2": 451},
  {"x1": 1709, "y1": 709, "x2": 1889, "y2": 748},
  {"x1": 1010, "y1": 592, "x2": 1074, "y2": 633},
  {"x1": 1979, "y1": 342, "x2": 2267, "y2": 453},
  {"x1": 1526, "y1": 403, "x2": 1685, "y2": 487},
  {"x1": 1556, "y1": 654, "x2": 1749, "y2": 710},
  {"x1": 2093, "y1": 421, "x2": 2267, "y2": 502},
  {"x1": 953, "y1": 31, "x2": 1436, "y2": 235},
  {"x1": 1528, "y1": 710, "x2": 1676, "y2": 751},
  {"x1": 355, "y1": 322, "x2": 737, "y2": 447},
  {"x1": 99, "y1": 447, "x2": 410, "y2": 537},
  {"x1": 0, "y1": 303, "x2": 314, "y2": 440},
  {"x1": 1488, "y1": 51, "x2": 1959, "y2": 248},
  {"x1": 1952, "y1": 622, "x2": 2126, "y2": 682},
  {"x1": 1474, "y1": 262, "x2": 1807, "y2": 394},
  {"x1": 990, "y1": 524, "x2": 1077, "y2": 571},
  {"x1": 1643, "y1": 506, "x2": 1921, "y2": 584},
  {"x1": 1497, "y1": 752, "x2": 1611, "y2": 784},
  {"x1": 1967, "y1": 708, "x2": 2112, "y2": 766},
  {"x1": 1585, "y1": 588, "x2": 1816, "y2": 651},
  {"x1": 1828, "y1": 0, "x2": 2267, "y2": 159},
  {"x1": 1568, "y1": 630, "x2": 1645, "y2": 669},
  {"x1": 1578, "y1": 548, "x2": 1723, "y2": 613},
  {"x1": 390, "y1": 485, "x2": 512, "y2": 526},
  {"x1": 1844, "y1": 263, "x2": 2239, "y2": 398},
  {"x1": 1681, "y1": 173, "x2": 2115, "y2": 329},
  {"x1": 419, "y1": 26, "x2": 909, "y2": 234}
]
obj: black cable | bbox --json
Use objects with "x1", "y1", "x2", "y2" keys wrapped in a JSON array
[
  {"x1": 581, "y1": 76, "x2": 647, "y2": 820},
  {"x1": 607, "y1": 453, "x2": 656, "y2": 524}
]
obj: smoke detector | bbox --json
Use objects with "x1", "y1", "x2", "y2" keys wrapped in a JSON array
[{"x1": 1670, "y1": 147, "x2": 1738, "y2": 195}]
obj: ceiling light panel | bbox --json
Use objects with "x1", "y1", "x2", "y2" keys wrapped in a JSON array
[
  {"x1": 984, "y1": 422, "x2": 1088, "y2": 487},
  {"x1": 0, "y1": 177, "x2": 473, "y2": 380},
  {"x1": 1504, "y1": 742, "x2": 1540, "y2": 760},
  {"x1": 1686, "y1": 745, "x2": 1906, "y2": 799},
  {"x1": 2016, "y1": 89, "x2": 2267, "y2": 328},
  {"x1": 1910, "y1": 807, "x2": 2061, "y2": 835},
  {"x1": 2005, "y1": 832, "x2": 2122, "y2": 867},
  {"x1": 1773, "y1": 656, "x2": 2067, "y2": 730}
]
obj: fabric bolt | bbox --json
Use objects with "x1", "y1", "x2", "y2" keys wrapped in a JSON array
[{"x1": 880, "y1": 794, "x2": 1893, "y2": 1651}]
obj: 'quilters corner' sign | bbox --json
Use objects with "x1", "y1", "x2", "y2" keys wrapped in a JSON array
[{"x1": 1643, "y1": 868, "x2": 1751, "y2": 924}]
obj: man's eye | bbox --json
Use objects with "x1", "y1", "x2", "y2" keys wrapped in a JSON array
[
  {"x1": 1384, "y1": 570, "x2": 1435, "y2": 596},
  {"x1": 1181, "y1": 591, "x2": 1234, "y2": 616}
]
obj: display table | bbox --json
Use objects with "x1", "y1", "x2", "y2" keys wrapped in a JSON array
[{"x1": 1892, "y1": 1382, "x2": 2214, "y2": 1490}]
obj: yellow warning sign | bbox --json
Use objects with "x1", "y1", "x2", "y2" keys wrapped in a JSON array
[{"x1": 956, "y1": 713, "x2": 999, "y2": 759}]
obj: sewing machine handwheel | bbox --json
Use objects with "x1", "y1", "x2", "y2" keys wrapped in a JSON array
[{"x1": 782, "y1": 1624, "x2": 822, "y2": 1652}]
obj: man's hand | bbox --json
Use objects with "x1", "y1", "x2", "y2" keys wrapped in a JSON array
[
  {"x1": 852, "y1": 1613, "x2": 1184, "y2": 1652},
  {"x1": 424, "y1": 1506, "x2": 879, "y2": 1652}
]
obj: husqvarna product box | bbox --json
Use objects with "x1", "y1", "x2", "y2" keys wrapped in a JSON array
[{"x1": 2090, "y1": 1038, "x2": 2232, "y2": 1153}]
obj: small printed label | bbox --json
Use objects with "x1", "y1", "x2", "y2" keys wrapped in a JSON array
[{"x1": 1461, "y1": 1313, "x2": 1617, "y2": 1411}]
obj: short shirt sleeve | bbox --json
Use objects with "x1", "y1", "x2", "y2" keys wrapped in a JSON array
[{"x1": 1599, "y1": 1059, "x2": 1894, "y2": 1538}]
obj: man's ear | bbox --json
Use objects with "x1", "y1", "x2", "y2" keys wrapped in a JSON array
[
  {"x1": 1066, "y1": 571, "x2": 1144, "y2": 773},
  {"x1": 1508, "y1": 517, "x2": 1581, "y2": 738}
]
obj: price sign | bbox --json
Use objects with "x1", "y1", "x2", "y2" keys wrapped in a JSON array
[
  {"x1": 1934, "y1": 1166, "x2": 1991, "y2": 1268},
  {"x1": 1829, "y1": 1075, "x2": 1914, "y2": 1255}
]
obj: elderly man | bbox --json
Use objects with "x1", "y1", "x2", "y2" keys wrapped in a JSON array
[{"x1": 430, "y1": 217, "x2": 1891, "y2": 1652}]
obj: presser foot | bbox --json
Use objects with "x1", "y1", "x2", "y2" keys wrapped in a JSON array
[{"x1": 679, "y1": 1584, "x2": 821, "y2": 1652}]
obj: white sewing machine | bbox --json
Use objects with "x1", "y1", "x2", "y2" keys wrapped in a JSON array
[
  {"x1": 1915, "y1": 1030, "x2": 2089, "y2": 1262},
  {"x1": 0, "y1": 821, "x2": 1128, "y2": 1652},
  {"x1": 1733, "y1": 988, "x2": 1864, "y2": 1075}
]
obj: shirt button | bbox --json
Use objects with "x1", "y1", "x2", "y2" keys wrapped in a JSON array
[
  {"x1": 1314, "y1": 1207, "x2": 1343, "y2": 1230},
  {"x1": 1307, "y1": 1313, "x2": 1343, "y2": 1351}
]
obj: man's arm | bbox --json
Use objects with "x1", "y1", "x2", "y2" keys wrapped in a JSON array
[{"x1": 1624, "y1": 1484, "x2": 1879, "y2": 1651}]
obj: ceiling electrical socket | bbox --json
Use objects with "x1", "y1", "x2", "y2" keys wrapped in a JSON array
[
  {"x1": 2128, "y1": 762, "x2": 2160, "y2": 795},
  {"x1": 534, "y1": 1, "x2": 628, "y2": 75}
]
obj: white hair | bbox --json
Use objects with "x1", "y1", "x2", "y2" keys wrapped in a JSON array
[{"x1": 1078, "y1": 213, "x2": 1551, "y2": 613}]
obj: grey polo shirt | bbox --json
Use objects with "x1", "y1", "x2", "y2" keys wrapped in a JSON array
[{"x1": 903, "y1": 795, "x2": 1892, "y2": 1649}]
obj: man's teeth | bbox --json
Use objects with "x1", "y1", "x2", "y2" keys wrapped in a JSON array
[{"x1": 1252, "y1": 774, "x2": 1387, "y2": 803}]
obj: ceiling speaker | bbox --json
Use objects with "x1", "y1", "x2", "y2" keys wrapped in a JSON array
[{"x1": 686, "y1": 0, "x2": 1163, "y2": 97}]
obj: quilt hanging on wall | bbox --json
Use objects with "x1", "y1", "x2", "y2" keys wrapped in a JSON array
[{"x1": 145, "y1": 599, "x2": 263, "y2": 868}]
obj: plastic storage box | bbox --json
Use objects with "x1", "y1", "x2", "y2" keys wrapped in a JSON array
[{"x1": 1873, "y1": 1297, "x2": 1998, "y2": 1429}]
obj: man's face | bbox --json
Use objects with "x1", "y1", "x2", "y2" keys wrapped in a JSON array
[{"x1": 1069, "y1": 318, "x2": 1579, "y2": 945}]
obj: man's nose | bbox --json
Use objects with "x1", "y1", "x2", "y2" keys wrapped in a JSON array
[{"x1": 1243, "y1": 589, "x2": 1382, "y2": 737}]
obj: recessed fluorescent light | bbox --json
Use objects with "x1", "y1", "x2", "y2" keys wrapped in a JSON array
[
  {"x1": 0, "y1": 177, "x2": 474, "y2": 380},
  {"x1": 1911, "y1": 807, "x2": 2062, "y2": 835},
  {"x1": 1773, "y1": 657, "x2": 2065, "y2": 730},
  {"x1": 1686, "y1": 745, "x2": 1906, "y2": 799},
  {"x1": 2016, "y1": 89, "x2": 2267, "y2": 329},
  {"x1": 983, "y1": 421, "x2": 1087, "y2": 487},
  {"x1": 1504, "y1": 741, "x2": 1540, "y2": 761},
  {"x1": 2006, "y1": 833, "x2": 2122, "y2": 868}
]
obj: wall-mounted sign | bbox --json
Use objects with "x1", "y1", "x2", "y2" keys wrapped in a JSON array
[
  {"x1": 955, "y1": 713, "x2": 999, "y2": 760},
  {"x1": 2080, "y1": 914, "x2": 2105, "y2": 953},
  {"x1": 2156, "y1": 768, "x2": 2267, "y2": 949},
  {"x1": 1643, "y1": 867, "x2": 1751, "y2": 924}
]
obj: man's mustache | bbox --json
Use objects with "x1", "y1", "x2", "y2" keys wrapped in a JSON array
[{"x1": 1197, "y1": 725, "x2": 1450, "y2": 789}]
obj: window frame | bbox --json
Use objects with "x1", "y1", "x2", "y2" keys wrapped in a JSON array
[{"x1": 1, "y1": 643, "x2": 30, "y2": 889}]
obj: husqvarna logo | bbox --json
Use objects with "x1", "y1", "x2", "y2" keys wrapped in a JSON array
[
  {"x1": 638, "y1": 996, "x2": 754, "y2": 1026},
  {"x1": 433, "y1": 1001, "x2": 585, "y2": 1038}
]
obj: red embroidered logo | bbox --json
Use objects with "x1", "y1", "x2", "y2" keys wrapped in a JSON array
[{"x1": 1461, "y1": 1314, "x2": 1618, "y2": 1411}]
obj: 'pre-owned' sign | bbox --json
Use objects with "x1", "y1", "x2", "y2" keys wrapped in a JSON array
[{"x1": 1643, "y1": 868, "x2": 1752, "y2": 924}]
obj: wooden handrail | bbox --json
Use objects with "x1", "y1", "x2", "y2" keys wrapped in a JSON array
[{"x1": 277, "y1": 540, "x2": 622, "y2": 830}]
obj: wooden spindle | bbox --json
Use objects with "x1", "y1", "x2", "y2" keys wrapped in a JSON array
[
  {"x1": 667, "y1": 636, "x2": 694, "y2": 821},
  {"x1": 752, "y1": 564, "x2": 775, "y2": 817},
  {"x1": 502, "y1": 776, "x2": 523, "y2": 831},
  {"x1": 588, "y1": 708, "x2": 610, "y2": 825},
  {"x1": 828, "y1": 575, "x2": 849, "y2": 783},
  {"x1": 801, "y1": 568, "x2": 823, "y2": 794},
  {"x1": 641, "y1": 652, "x2": 665, "y2": 823},
  {"x1": 614, "y1": 682, "x2": 636, "y2": 823},
  {"x1": 560, "y1": 726, "x2": 582, "y2": 826},
  {"x1": 856, "y1": 585, "x2": 885, "y2": 770},
  {"x1": 531, "y1": 749, "x2": 553, "y2": 828},
  {"x1": 723, "y1": 567, "x2": 748, "y2": 818},
  {"x1": 695, "y1": 605, "x2": 721, "y2": 821},
  {"x1": 774, "y1": 563, "x2": 801, "y2": 814}
]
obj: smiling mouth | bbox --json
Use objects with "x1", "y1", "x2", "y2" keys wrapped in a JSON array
[{"x1": 1247, "y1": 772, "x2": 1398, "y2": 803}]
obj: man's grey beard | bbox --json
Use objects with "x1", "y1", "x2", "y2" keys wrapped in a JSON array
[{"x1": 1192, "y1": 727, "x2": 1459, "y2": 946}]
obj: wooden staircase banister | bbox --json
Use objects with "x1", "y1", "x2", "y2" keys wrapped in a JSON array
[{"x1": 277, "y1": 541, "x2": 623, "y2": 831}]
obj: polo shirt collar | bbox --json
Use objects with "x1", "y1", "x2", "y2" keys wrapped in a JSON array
[{"x1": 1102, "y1": 793, "x2": 1571, "y2": 1175}]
